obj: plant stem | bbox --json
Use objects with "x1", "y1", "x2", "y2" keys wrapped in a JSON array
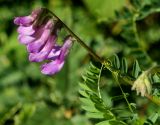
[
  {"x1": 113, "y1": 72, "x2": 134, "y2": 113},
  {"x1": 97, "y1": 63, "x2": 103, "y2": 98},
  {"x1": 145, "y1": 94, "x2": 160, "y2": 106},
  {"x1": 49, "y1": 10, "x2": 104, "y2": 64},
  {"x1": 132, "y1": 13, "x2": 140, "y2": 44}
]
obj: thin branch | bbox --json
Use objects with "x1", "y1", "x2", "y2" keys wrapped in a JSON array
[
  {"x1": 145, "y1": 94, "x2": 160, "y2": 106},
  {"x1": 113, "y1": 72, "x2": 134, "y2": 113},
  {"x1": 97, "y1": 63, "x2": 103, "y2": 98},
  {"x1": 48, "y1": 9, "x2": 104, "y2": 64}
]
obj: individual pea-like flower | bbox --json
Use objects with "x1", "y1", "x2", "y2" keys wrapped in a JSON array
[
  {"x1": 14, "y1": 8, "x2": 74, "y2": 75},
  {"x1": 132, "y1": 71, "x2": 152, "y2": 97},
  {"x1": 41, "y1": 36, "x2": 73, "y2": 75}
]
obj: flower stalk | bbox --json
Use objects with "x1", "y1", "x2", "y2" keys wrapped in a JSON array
[{"x1": 47, "y1": 9, "x2": 104, "y2": 64}]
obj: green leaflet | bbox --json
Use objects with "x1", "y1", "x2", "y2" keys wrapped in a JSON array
[
  {"x1": 121, "y1": 58, "x2": 128, "y2": 74},
  {"x1": 112, "y1": 55, "x2": 141, "y2": 79},
  {"x1": 152, "y1": 73, "x2": 160, "y2": 83},
  {"x1": 113, "y1": 54, "x2": 120, "y2": 70},
  {"x1": 144, "y1": 113, "x2": 159, "y2": 125},
  {"x1": 132, "y1": 60, "x2": 141, "y2": 79}
]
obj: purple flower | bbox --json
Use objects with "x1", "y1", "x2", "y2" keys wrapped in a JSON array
[
  {"x1": 14, "y1": 8, "x2": 42, "y2": 26},
  {"x1": 14, "y1": 8, "x2": 74, "y2": 75},
  {"x1": 29, "y1": 35, "x2": 57, "y2": 62},
  {"x1": 41, "y1": 36, "x2": 73, "y2": 75}
]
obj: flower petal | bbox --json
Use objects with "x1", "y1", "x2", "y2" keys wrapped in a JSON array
[
  {"x1": 17, "y1": 25, "x2": 35, "y2": 35},
  {"x1": 47, "y1": 45, "x2": 61, "y2": 60},
  {"x1": 27, "y1": 20, "x2": 54, "y2": 53},
  {"x1": 41, "y1": 36, "x2": 73, "y2": 75},
  {"x1": 14, "y1": 16, "x2": 33, "y2": 26},
  {"x1": 18, "y1": 35, "x2": 35, "y2": 44},
  {"x1": 14, "y1": 9, "x2": 42, "y2": 26},
  {"x1": 59, "y1": 36, "x2": 73, "y2": 61},
  {"x1": 27, "y1": 29, "x2": 50, "y2": 53},
  {"x1": 29, "y1": 35, "x2": 57, "y2": 62},
  {"x1": 41, "y1": 60, "x2": 64, "y2": 75}
]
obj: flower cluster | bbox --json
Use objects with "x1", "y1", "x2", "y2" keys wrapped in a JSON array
[{"x1": 14, "y1": 8, "x2": 73, "y2": 75}]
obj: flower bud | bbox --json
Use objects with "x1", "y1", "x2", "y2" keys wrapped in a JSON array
[{"x1": 132, "y1": 71, "x2": 152, "y2": 97}]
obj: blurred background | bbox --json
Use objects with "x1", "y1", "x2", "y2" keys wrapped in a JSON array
[{"x1": 0, "y1": 0, "x2": 160, "y2": 125}]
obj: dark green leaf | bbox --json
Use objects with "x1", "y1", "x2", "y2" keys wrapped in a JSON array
[
  {"x1": 95, "y1": 103, "x2": 106, "y2": 112},
  {"x1": 144, "y1": 113, "x2": 159, "y2": 125},
  {"x1": 79, "y1": 82, "x2": 93, "y2": 92},
  {"x1": 113, "y1": 54, "x2": 120, "y2": 69},
  {"x1": 121, "y1": 58, "x2": 128, "y2": 74},
  {"x1": 90, "y1": 94, "x2": 103, "y2": 104},
  {"x1": 132, "y1": 60, "x2": 141, "y2": 78},
  {"x1": 85, "y1": 79, "x2": 97, "y2": 92},
  {"x1": 103, "y1": 111, "x2": 115, "y2": 120},
  {"x1": 151, "y1": 73, "x2": 160, "y2": 83}
]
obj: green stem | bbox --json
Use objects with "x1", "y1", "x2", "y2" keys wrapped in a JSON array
[
  {"x1": 48, "y1": 10, "x2": 104, "y2": 64},
  {"x1": 113, "y1": 72, "x2": 134, "y2": 113},
  {"x1": 97, "y1": 63, "x2": 103, "y2": 98},
  {"x1": 132, "y1": 12, "x2": 153, "y2": 63},
  {"x1": 132, "y1": 13, "x2": 140, "y2": 44},
  {"x1": 145, "y1": 94, "x2": 160, "y2": 106}
]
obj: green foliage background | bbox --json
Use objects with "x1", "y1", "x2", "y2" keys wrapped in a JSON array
[{"x1": 0, "y1": 0, "x2": 160, "y2": 125}]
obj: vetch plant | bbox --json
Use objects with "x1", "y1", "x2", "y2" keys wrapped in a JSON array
[{"x1": 13, "y1": 4, "x2": 160, "y2": 125}]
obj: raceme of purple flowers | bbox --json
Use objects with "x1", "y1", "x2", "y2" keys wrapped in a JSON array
[{"x1": 14, "y1": 8, "x2": 74, "y2": 75}]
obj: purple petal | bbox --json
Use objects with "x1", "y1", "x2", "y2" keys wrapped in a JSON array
[
  {"x1": 29, "y1": 35, "x2": 57, "y2": 62},
  {"x1": 17, "y1": 25, "x2": 35, "y2": 35},
  {"x1": 27, "y1": 29, "x2": 50, "y2": 53},
  {"x1": 41, "y1": 36, "x2": 73, "y2": 75},
  {"x1": 14, "y1": 8, "x2": 42, "y2": 26},
  {"x1": 47, "y1": 45, "x2": 61, "y2": 60},
  {"x1": 41, "y1": 60, "x2": 65, "y2": 75},
  {"x1": 26, "y1": 20, "x2": 54, "y2": 53},
  {"x1": 18, "y1": 35, "x2": 35, "y2": 44},
  {"x1": 59, "y1": 36, "x2": 73, "y2": 61},
  {"x1": 14, "y1": 16, "x2": 33, "y2": 26},
  {"x1": 44, "y1": 20, "x2": 54, "y2": 29}
]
